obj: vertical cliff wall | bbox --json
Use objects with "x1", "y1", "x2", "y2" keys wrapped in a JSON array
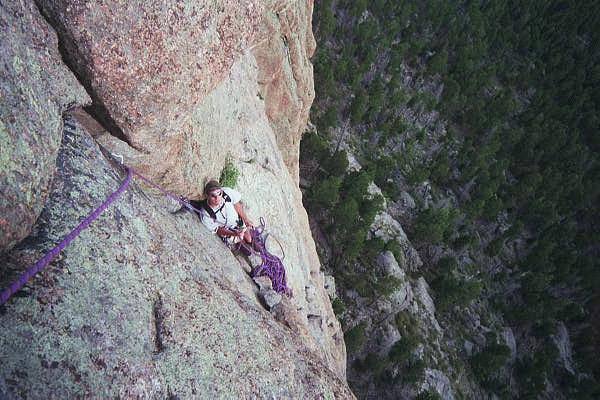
[
  {"x1": 252, "y1": 0, "x2": 316, "y2": 183},
  {"x1": 0, "y1": 0, "x2": 90, "y2": 251},
  {"x1": 0, "y1": 0, "x2": 350, "y2": 397}
]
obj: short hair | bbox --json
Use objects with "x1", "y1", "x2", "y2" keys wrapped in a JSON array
[{"x1": 203, "y1": 180, "x2": 222, "y2": 196}]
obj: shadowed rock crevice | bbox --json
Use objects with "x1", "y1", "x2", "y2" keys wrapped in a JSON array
[
  {"x1": 153, "y1": 292, "x2": 167, "y2": 354},
  {"x1": 0, "y1": 0, "x2": 90, "y2": 253},
  {"x1": 33, "y1": 0, "x2": 131, "y2": 147}
]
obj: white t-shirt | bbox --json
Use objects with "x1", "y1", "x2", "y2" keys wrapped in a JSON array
[{"x1": 199, "y1": 187, "x2": 242, "y2": 233}]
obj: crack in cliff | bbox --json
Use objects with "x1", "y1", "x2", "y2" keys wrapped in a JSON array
[
  {"x1": 33, "y1": 1, "x2": 132, "y2": 147},
  {"x1": 153, "y1": 292, "x2": 167, "y2": 354}
]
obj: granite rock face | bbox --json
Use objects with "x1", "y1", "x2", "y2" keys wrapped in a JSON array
[
  {"x1": 36, "y1": 0, "x2": 316, "y2": 196},
  {"x1": 96, "y1": 52, "x2": 347, "y2": 378},
  {"x1": 37, "y1": 0, "x2": 264, "y2": 154},
  {"x1": 1, "y1": 0, "x2": 350, "y2": 395},
  {"x1": 253, "y1": 0, "x2": 316, "y2": 182},
  {"x1": 0, "y1": 122, "x2": 354, "y2": 399},
  {"x1": 0, "y1": 0, "x2": 90, "y2": 253}
]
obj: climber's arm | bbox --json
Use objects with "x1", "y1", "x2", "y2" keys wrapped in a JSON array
[{"x1": 234, "y1": 201, "x2": 254, "y2": 228}]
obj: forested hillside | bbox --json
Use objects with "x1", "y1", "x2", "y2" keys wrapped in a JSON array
[{"x1": 302, "y1": 0, "x2": 599, "y2": 398}]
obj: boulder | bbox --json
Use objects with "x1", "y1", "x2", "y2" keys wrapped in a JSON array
[
  {"x1": 371, "y1": 211, "x2": 423, "y2": 271},
  {"x1": 501, "y1": 327, "x2": 517, "y2": 363},
  {"x1": 376, "y1": 251, "x2": 406, "y2": 280},
  {"x1": 254, "y1": 275, "x2": 274, "y2": 291},
  {"x1": 552, "y1": 322, "x2": 575, "y2": 374},
  {"x1": 262, "y1": 289, "x2": 284, "y2": 309},
  {"x1": 37, "y1": 0, "x2": 263, "y2": 154},
  {"x1": 254, "y1": 275, "x2": 283, "y2": 309},
  {"x1": 412, "y1": 278, "x2": 442, "y2": 333},
  {"x1": 422, "y1": 369, "x2": 455, "y2": 400},
  {"x1": 0, "y1": 0, "x2": 89, "y2": 253}
]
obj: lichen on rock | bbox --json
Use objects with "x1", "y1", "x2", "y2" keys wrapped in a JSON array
[
  {"x1": 0, "y1": 0, "x2": 90, "y2": 253},
  {"x1": 1, "y1": 0, "x2": 352, "y2": 396},
  {"x1": 0, "y1": 121, "x2": 353, "y2": 399}
]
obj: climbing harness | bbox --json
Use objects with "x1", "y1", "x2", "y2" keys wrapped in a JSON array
[
  {"x1": 237, "y1": 218, "x2": 292, "y2": 297},
  {"x1": 190, "y1": 193, "x2": 233, "y2": 222}
]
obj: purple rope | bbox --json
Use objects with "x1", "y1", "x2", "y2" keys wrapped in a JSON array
[
  {"x1": 0, "y1": 168, "x2": 133, "y2": 306},
  {"x1": 0, "y1": 166, "x2": 286, "y2": 306},
  {"x1": 244, "y1": 220, "x2": 292, "y2": 297},
  {"x1": 129, "y1": 169, "x2": 203, "y2": 214}
]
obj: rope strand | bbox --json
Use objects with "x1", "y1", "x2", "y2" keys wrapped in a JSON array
[
  {"x1": 129, "y1": 169, "x2": 203, "y2": 214},
  {"x1": 0, "y1": 168, "x2": 133, "y2": 306},
  {"x1": 0, "y1": 167, "x2": 292, "y2": 306}
]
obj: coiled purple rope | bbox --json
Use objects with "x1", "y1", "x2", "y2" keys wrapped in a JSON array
[
  {"x1": 243, "y1": 219, "x2": 292, "y2": 297},
  {"x1": 0, "y1": 168, "x2": 133, "y2": 306}
]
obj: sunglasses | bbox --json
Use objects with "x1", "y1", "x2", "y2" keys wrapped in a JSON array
[{"x1": 209, "y1": 191, "x2": 222, "y2": 198}]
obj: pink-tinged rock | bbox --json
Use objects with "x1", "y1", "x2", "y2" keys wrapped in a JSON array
[
  {"x1": 0, "y1": 0, "x2": 90, "y2": 253},
  {"x1": 38, "y1": 0, "x2": 264, "y2": 152},
  {"x1": 253, "y1": 0, "x2": 316, "y2": 183}
]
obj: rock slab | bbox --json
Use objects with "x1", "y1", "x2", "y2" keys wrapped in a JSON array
[
  {"x1": 0, "y1": 122, "x2": 355, "y2": 399},
  {"x1": 37, "y1": 0, "x2": 264, "y2": 153},
  {"x1": 0, "y1": 0, "x2": 89, "y2": 253}
]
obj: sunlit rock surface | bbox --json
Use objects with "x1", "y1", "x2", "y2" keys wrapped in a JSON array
[
  {"x1": 0, "y1": 121, "x2": 353, "y2": 399},
  {"x1": 0, "y1": 0, "x2": 351, "y2": 397}
]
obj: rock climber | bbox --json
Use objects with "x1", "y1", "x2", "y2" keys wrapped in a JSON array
[{"x1": 194, "y1": 180, "x2": 254, "y2": 246}]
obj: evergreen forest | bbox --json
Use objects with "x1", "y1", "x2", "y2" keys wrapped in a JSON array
[{"x1": 301, "y1": 1, "x2": 599, "y2": 398}]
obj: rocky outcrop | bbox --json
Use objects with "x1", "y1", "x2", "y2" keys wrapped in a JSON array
[
  {"x1": 0, "y1": 0, "x2": 90, "y2": 252},
  {"x1": 552, "y1": 322, "x2": 575, "y2": 374},
  {"x1": 95, "y1": 46, "x2": 346, "y2": 379},
  {"x1": 412, "y1": 278, "x2": 442, "y2": 334},
  {"x1": 315, "y1": 149, "x2": 456, "y2": 399},
  {"x1": 501, "y1": 327, "x2": 517, "y2": 363},
  {"x1": 0, "y1": 123, "x2": 353, "y2": 399},
  {"x1": 35, "y1": 0, "x2": 315, "y2": 193},
  {"x1": 371, "y1": 210, "x2": 423, "y2": 272},
  {"x1": 422, "y1": 369, "x2": 455, "y2": 400},
  {"x1": 37, "y1": 0, "x2": 263, "y2": 154},
  {"x1": 253, "y1": 0, "x2": 316, "y2": 182},
  {"x1": 1, "y1": 0, "x2": 350, "y2": 395}
]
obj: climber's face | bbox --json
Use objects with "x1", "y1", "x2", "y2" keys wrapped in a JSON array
[{"x1": 207, "y1": 189, "x2": 223, "y2": 208}]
